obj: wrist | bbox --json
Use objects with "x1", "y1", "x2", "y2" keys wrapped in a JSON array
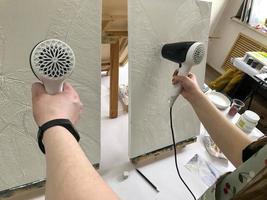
[
  {"x1": 43, "y1": 126, "x2": 67, "y2": 139},
  {"x1": 38, "y1": 119, "x2": 80, "y2": 154},
  {"x1": 37, "y1": 115, "x2": 68, "y2": 127},
  {"x1": 42, "y1": 126, "x2": 80, "y2": 157},
  {"x1": 187, "y1": 90, "x2": 204, "y2": 105}
]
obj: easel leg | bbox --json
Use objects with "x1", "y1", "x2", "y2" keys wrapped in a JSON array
[{"x1": 109, "y1": 41, "x2": 120, "y2": 118}]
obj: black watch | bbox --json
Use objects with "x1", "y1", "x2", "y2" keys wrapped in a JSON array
[{"x1": 37, "y1": 119, "x2": 80, "y2": 154}]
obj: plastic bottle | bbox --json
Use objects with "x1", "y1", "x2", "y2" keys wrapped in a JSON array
[{"x1": 236, "y1": 110, "x2": 260, "y2": 133}]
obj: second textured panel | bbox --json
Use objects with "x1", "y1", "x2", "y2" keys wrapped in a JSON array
[{"x1": 129, "y1": 0, "x2": 211, "y2": 158}]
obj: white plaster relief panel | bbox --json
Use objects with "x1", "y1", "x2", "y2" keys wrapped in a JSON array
[
  {"x1": 0, "y1": 0, "x2": 101, "y2": 191},
  {"x1": 129, "y1": 0, "x2": 211, "y2": 158}
]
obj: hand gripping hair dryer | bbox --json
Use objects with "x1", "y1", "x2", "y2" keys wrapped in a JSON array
[
  {"x1": 161, "y1": 41, "x2": 205, "y2": 107},
  {"x1": 30, "y1": 39, "x2": 75, "y2": 95}
]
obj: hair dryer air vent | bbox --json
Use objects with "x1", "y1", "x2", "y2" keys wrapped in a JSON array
[
  {"x1": 192, "y1": 43, "x2": 205, "y2": 65},
  {"x1": 30, "y1": 39, "x2": 75, "y2": 80},
  {"x1": 30, "y1": 39, "x2": 75, "y2": 95}
]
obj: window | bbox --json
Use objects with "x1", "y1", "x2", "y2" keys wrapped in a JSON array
[
  {"x1": 249, "y1": 0, "x2": 267, "y2": 27},
  {"x1": 235, "y1": 0, "x2": 267, "y2": 34}
]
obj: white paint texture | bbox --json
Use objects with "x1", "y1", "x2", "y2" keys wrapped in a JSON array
[
  {"x1": 129, "y1": 0, "x2": 211, "y2": 158},
  {"x1": 0, "y1": 0, "x2": 101, "y2": 191}
]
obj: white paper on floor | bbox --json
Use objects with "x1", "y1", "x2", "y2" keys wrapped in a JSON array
[{"x1": 185, "y1": 154, "x2": 221, "y2": 187}]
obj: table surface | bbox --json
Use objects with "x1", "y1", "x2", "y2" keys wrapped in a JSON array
[
  {"x1": 100, "y1": 65, "x2": 264, "y2": 200},
  {"x1": 99, "y1": 113, "x2": 263, "y2": 200},
  {"x1": 7, "y1": 113, "x2": 263, "y2": 200}
]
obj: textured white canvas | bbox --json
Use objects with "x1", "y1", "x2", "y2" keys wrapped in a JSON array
[
  {"x1": 129, "y1": 0, "x2": 211, "y2": 158},
  {"x1": 0, "y1": 0, "x2": 101, "y2": 191}
]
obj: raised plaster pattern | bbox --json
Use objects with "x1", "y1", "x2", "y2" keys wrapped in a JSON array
[
  {"x1": 129, "y1": 0, "x2": 211, "y2": 158},
  {"x1": 0, "y1": 0, "x2": 100, "y2": 191}
]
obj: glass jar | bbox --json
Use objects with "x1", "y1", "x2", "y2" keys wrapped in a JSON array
[{"x1": 236, "y1": 110, "x2": 260, "y2": 133}]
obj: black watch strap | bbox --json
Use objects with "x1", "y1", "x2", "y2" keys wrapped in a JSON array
[{"x1": 37, "y1": 119, "x2": 80, "y2": 154}]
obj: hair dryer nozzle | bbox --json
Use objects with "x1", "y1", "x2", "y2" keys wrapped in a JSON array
[
  {"x1": 30, "y1": 39, "x2": 75, "y2": 94},
  {"x1": 30, "y1": 39, "x2": 75, "y2": 81},
  {"x1": 161, "y1": 41, "x2": 205, "y2": 65},
  {"x1": 161, "y1": 41, "x2": 195, "y2": 64},
  {"x1": 161, "y1": 41, "x2": 205, "y2": 107}
]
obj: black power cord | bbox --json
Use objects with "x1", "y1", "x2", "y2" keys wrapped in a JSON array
[{"x1": 170, "y1": 106, "x2": 196, "y2": 200}]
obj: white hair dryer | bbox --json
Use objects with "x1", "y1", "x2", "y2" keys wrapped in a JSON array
[
  {"x1": 30, "y1": 39, "x2": 75, "y2": 94},
  {"x1": 161, "y1": 41, "x2": 205, "y2": 107}
]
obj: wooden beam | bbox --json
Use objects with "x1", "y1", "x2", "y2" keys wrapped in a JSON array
[
  {"x1": 119, "y1": 38, "x2": 128, "y2": 65},
  {"x1": 105, "y1": 31, "x2": 128, "y2": 37},
  {"x1": 102, "y1": 15, "x2": 127, "y2": 21},
  {"x1": 119, "y1": 38, "x2": 128, "y2": 54},
  {"x1": 102, "y1": 32, "x2": 127, "y2": 43},
  {"x1": 102, "y1": 20, "x2": 112, "y2": 31},
  {"x1": 101, "y1": 62, "x2": 110, "y2": 66},
  {"x1": 101, "y1": 65, "x2": 110, "y2": 72},
  {"x1": 120, "y1": 55, "x2": 128, "y2": 66},
  {"x1": 104, "y1": 28, "x2": 128, "y2": 32},
  {"x1": 102, "y1": 36, "x2": 120, "y2": 44},
  {"x1": 109, "y1": 41, "x2": 120, "y2": 118},
  {"x1": 131, "y1": 137, "x2": 197, "y2": 166},
  {"x1": 101, "y1": 59, "x2": 110, "y2": 64}
]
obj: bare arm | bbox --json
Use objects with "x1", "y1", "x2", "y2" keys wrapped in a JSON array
[
  {"x1": 172, "y1": 73, "x2": 252, "y2": 167},
  {"x1": 32, "y1": 82, "x2": 119, "y2": 200}
]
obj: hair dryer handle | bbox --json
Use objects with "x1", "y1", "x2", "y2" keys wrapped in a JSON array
[
  {"x1": 169, "y1": 64, "x2": 192, "y2": 107},
  {"x1": 169, "y1": 84, "x2": 182, "y2": 107},
  {"x1": 42, "y1": 79, "x2": 64, "y2": 95}
]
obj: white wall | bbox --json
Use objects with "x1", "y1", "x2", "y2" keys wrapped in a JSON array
[
  {"x1": 207, "y1": 0, "x2": 267, "y2": 73},
  {"x1": 203, "y1": 0, "x2": 230, "y2": 35}
]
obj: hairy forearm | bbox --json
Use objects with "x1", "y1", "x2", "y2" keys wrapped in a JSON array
[
  {"x1": 43, "y1": 126, "x2": 119, "y2": 200},
  {"x1": 189, "y1": 92, "x2": 252, "y2": 167}
]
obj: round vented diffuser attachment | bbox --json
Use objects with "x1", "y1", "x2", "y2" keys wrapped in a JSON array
[
  {"x1": 30, "y1": 39, "x2": 75, "y2": 94},
  {"x1": 30, "y1": 39, "x2": 75, "y2": 80}
]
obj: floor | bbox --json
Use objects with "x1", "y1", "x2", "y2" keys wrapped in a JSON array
[
  {"x1": 204, "y1": 64, "x2": 221, "y2": 84},
  {"x1": 100, "y1": 65, "x2": 129, "y2": 171}
]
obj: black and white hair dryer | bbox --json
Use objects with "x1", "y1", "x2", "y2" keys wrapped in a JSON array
[
  {"x1": 161, "y1": 41, "x2": 205, "y2": 107},
  {"x1": 30, "y1": 39, "x2": 75, "y2": 95}
]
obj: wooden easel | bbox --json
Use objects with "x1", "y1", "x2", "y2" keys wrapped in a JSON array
[
  {"x1": 102, "y1": 0, "x2": 128, "y2": 118},
  {"x1": 131, "y1": 137, "x2": 197, "y2": 167}
]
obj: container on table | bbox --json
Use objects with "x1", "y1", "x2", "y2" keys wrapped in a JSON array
[
  {"x1": 227, "y1": 99, "x2": 245, "y2": 117},
  {"x1": 236, "y1": 110, "x2": 260, "y2": 133}
]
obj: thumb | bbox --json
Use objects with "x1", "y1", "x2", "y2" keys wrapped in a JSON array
[
  {"x1": 62, "y1": 82, "x2": 80, "y2": 100},
  {"x1": 32, "y1": 82, "x2": 46, "y2": 99},
  {"x1": 172, "y1": 75, "x2": 187, "y2": 85}
]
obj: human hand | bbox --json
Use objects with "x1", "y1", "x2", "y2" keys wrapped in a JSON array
[
  {"x1": 172, "y1": 71, "x2": 202, "y2": 103},
  {"x1": 31, "y1": 82, "x2": 83, "y2": 126}
]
